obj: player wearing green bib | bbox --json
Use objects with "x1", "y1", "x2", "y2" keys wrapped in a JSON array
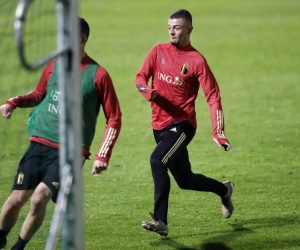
[{"x1": 0, "y1": 18, "x2": 122, "y2": 250}]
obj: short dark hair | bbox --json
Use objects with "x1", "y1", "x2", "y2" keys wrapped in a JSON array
[
  {"x1": 79, "y1": 17, "x2": 90, "y2": 39},
  {"x1": 170, "y1": 9, "x2": 192, "y2": 24}
]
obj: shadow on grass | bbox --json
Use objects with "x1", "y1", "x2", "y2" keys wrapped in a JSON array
[
  {"x1": 149, "y1": 237, "x2": 197, "y2": 250},
  {"x1": 148, "y1": 214, "x2": 300, "y2": 250},
  {"x1": 230, "y1": 214, "x2": 299, "y2": 230},
  {"x1": 149, "y1": 238, "x2": 232, "y2": 250},
  {"x1": 201, "y1": 242, "x2": 233, "y2": 250}
]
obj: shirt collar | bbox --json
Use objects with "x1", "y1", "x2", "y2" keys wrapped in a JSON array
[
  {"x1": 81, "y1": 53, "x2": 92, "y2": 64},
  {"x1": 169, "y1": 42, "x2": 193, "y2": 52}
]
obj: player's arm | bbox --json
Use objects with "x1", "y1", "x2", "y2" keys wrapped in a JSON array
[
  {"x1": 0, "y1": 61, "x2": 53, "y2": 119},
  {"x1": 5, "y1": 61, "x2": 53, "y2": 108},
  {"x1": 94, "y1": 67, "x2": 122, "y2": 166},
  {"x1": 197, "y1": 58, "x2": 231, "y2": 151},
  {"x1": 135, "y1": 45, "x2": 157, "y2": 101}
]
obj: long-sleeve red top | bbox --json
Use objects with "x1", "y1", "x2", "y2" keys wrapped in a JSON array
[
  {"x1": 135, "y1": 42, "x2": 227, "y2": 141},
  {"x1": 5, "y1": 54, "x2": 122, "y2": 163}
]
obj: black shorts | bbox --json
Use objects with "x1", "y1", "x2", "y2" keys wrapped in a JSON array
[{"x1": 12, "y1": 141, "x2": 60, "y2": 203}]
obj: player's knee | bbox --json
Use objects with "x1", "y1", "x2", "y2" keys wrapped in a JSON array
[
  {"x1": 175, "y1": 174, "x2": 193, "y2": 190},
  {"x1": 176, "y1": 179, "x2": 189, "y2": 189},
  {"x1": 30, "y1": 193, "x2": 49, "y2": 215},
  {"x1": 150, "y1": 154, "x2": 163, "y2": 167},
  {"x1": 6, "y1": 190, "x2": 31, "y2": 210},
  {"x1": 30, "y1": 186, "x2": 52, "y2": 214}
]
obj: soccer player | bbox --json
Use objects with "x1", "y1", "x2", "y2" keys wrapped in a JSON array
[
  {"x1": 0, "y1": 17, "x2": 122, "y2": 249},
  {"x1": 135, "y1": 9, "x2": 234, "y2": 236}
]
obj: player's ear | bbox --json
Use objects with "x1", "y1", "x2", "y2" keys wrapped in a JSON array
[
  {"x1": 80, "y1": 35, "x2": 88, "y2": 44},
  {"x1": 188, "y1": 25, "x2": 193, "y2": 34}
]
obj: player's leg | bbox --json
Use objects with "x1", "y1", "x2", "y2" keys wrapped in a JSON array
[
  {"x1": 169, "y1": 148, "x2": 228, "y2": 194},
  {"x1": 10, "y1": 144, "x2": 59, "y2": 250},
  {"x1": 0, "y1": 142, "x2": 41, "y2": 249},
  {"x1": 169, "y1": 143, "x2": 234, "y2": 218},
  {"x1": 10, "y1": 183, "x2": 53, "y2": 250},
  {"x1": 142, "y1": 121, "x2": 196, "y2": 235},
  {"x1": 0, "y1": 191, "x2": 32, "y2": 249}
]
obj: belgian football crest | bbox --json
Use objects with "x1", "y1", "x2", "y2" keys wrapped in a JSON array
[
  {"x1": 180, "y1": 63, "x2": 189, "y2": 75},
  {"x1": 17, "y1": 172, "x2": 24, "y2": 185}
]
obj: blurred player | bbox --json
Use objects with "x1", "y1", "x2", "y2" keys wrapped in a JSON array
[
  {"x1": 0, "y1": 17, "x2": 122, "y2": 249},
  {"x1": 135, "y1": 9, "x2": 234, "y2": 236}
]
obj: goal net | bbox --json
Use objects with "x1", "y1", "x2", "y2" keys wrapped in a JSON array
[{"x1": 0, "y1": 0, "x2": 83, "y2": 249}]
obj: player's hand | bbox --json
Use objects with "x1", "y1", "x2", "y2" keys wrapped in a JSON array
[
  {"x1": 150, "y1": 89, "x2": 158, "y2": 101},
  {"x1": 213, "y1": 137, "x2": 231, "y2": 151},
  {"x1": 0, "y1": 104, "x2": 14, "y2": 119},
  {"x1": 92, "y1": 160, "x2": 108, "y2": 175}
]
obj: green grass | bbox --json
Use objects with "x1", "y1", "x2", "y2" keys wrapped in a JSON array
[{"x1": 0, "y1": 0, "x2": 300, "y2": 249}]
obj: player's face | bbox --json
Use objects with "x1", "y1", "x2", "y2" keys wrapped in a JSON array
[{"x1": 168, "y1": 18, "x2": 192, "y2": 48}]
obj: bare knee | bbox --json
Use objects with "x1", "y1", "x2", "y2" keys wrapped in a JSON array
[
  {"x1": 5, "y1": 190, "x2": 32, "y2": 210},
  {"x1": 30, "y1": 184, "x2": 52, "y2": 215},
  {"x1": 30, "y1": 195, "x2": 48, "y2": 216}
]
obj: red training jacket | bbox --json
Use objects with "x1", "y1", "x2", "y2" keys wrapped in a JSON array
[{"x1": 135, "y1": 42, "x2": 227, "y2": 140}]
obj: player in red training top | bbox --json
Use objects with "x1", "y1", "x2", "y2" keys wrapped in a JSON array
[
  {"x1": 135, "y1": 9, "x2": 234, "y2": 236},
  {"x1": 0, "y1": 18, "x2": 122, "y2": 249}
]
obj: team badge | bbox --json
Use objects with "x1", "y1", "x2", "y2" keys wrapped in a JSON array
[
  {"x1": 180, "y1": 63, "x2": 189, "y2": 75},
  {"x1": 17, "y1": 172, "x2": 24, "y2": 185}
]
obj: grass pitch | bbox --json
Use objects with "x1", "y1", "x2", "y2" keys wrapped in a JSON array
[{"x1": 0, "y1": 0, "x2": 299, "y2": 249}]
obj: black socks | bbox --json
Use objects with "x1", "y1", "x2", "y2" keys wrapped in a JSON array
[
  {"x1": 10, "y1": 236, "x2": 29, "y2": 250},
  {"x1": 0, "y1": 229, "x2": 9, "y2": 238}
]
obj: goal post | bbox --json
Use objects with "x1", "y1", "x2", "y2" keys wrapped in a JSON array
[{"x1": 13, "y1": 0, "x2": 84, "y2": 249}]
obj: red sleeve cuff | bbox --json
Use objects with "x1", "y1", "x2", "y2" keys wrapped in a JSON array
[
  {"x1": 213, "y1": 136, "x2": 228, "y2": 145},
  {"x1": 95, "y1": 155, "x2": 109, "y2": 164},
  {"x1": 145, "y1": 88, "x2": 154, "y2": 101},
  {"x1": 4, "y1": 100, "x2": 17, "y2": 109}
]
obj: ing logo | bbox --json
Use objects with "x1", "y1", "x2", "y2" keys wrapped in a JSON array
[{"x1": 157, "y1": 72, "x2": 185, "y2": 86}]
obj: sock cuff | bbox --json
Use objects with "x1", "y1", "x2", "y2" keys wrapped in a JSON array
[{"x1": 19, "y1": 236, "x2": 30, "y2": 244}]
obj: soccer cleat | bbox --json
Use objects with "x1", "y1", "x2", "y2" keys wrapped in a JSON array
[
  {"x1": 141, "y1": 213, "x2": 168, "y2": 236},
  {"x1": 221, "y1": 181, "x2": 235, "y2": 219},
  {"x1": 0, "y1": 236, "x2": 7, "y2": 249}
]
